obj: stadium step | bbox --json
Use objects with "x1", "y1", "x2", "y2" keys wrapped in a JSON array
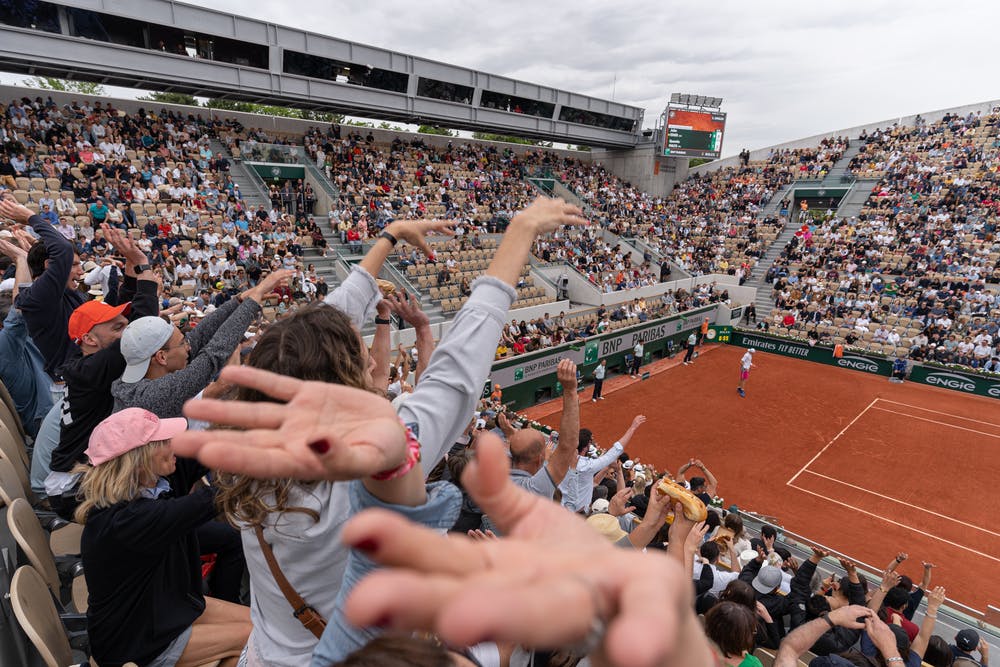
[
  {"x1": 835, "y1": 178, "x2": 879, "y2": 218},
  {"x1": 820, "y1": 141, "x2": 864, "y2": 186},
  {"x1": 743, "y1": 213, "x2": 804, "y2": 320},
  {"x1": 760, "y1": 183, "x2": 792, "y2": 218}
]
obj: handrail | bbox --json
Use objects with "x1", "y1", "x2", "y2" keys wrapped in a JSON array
[{"x1": 736, "y1": 510, "x2": 998, "y2": 634}]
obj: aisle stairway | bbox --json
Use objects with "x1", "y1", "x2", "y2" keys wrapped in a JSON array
[
  {"x1": 821, "y1": 141, "x2": 864, "y2": 185},
  {"x1": 836, "y1": 178, "x2": 879, "y2": 218},
  {"x1": 743, "y1": 217, "x2": 801, "y2": 321}
]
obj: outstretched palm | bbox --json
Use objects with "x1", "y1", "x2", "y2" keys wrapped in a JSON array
[{"x1": 172, "y1": 365, "x2": 407, "y2": 480}]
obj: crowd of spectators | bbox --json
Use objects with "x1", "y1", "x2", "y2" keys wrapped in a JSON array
[
  {"x1": 0, "y1": 95, "x2": 337, "y2": 320},
  {"x1": 534, "y1": 227, "x2": 660, "y2": 292},
  {"x1": 762, "y1": 111, "x2": 1000, "y2": 373},
  {"x1": 0, "y1": 93, "x2": 994, "y2": 667}
]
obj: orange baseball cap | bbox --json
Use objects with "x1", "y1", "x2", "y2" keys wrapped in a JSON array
[{"x1": 68, "y1": 300, "x2": 131, "y2": 344}]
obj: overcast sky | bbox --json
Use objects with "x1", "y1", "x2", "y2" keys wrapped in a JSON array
[{"x1": 7, "y1": 1, "x2": 1000, "y2": 156}]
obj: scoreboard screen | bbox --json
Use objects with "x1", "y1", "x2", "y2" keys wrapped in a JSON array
[{"x1": 664, "y1": 108, "x2": 726, "y2": 159}]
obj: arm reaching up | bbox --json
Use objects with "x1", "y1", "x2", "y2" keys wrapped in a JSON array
[{"x1": 545, "y1": 358, "x2": 580, "y2": 487}]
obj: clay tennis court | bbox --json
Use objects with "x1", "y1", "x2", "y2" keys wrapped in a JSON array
[{"x1": 523, "y1": 344, "x2": 1000, "y2": 617}]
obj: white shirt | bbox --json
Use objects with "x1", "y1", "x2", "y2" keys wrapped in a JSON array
[
  {"x1": 693, "y1": 561, "x2": 741, "y2": 597},
  {"x1": 741, "y1": 352, "x2": 753, "y2": 371},
  {"x1": 558, "y1": 441, "x2": 624, "y2": 512}
]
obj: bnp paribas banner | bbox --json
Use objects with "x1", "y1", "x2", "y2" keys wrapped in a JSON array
[
  {"x1": 908, "y1": 366, "x2": 1000, "y2": 400},
  {"x1": 490, "y1": 306, "x2": 713, "y2": 391},
  {"x1": 729, "y1": 331, "x2": 893, "y2": 376}
]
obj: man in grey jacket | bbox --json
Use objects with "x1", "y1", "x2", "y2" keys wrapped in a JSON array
[{"x1": 112, "y1": 270, "x2": 293, "y2": 418}]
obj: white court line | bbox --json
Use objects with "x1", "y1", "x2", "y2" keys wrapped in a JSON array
[
  {"x1": 801, "y1": 470, "x2": 1000, "y2": 539},
  {"x1": 787, "y1": 398, "x2": 878, "y2": 486},
  {"x1": 874, "y1": 398, "x2": 1000, "y2": 428},
  {"x1": 787, "y1": 481, "x2": 1000, "y2": 565},
  {"x1": 870, "y1": 407, "x2": 1000, "y2": 440}
]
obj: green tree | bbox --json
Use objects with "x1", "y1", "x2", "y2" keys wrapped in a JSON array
[
  {"x1": 472, "y1": 132, "x2": 552, "y2": 147},
  {"x1": 22, "y1": 76, "x2": 106, "y2": 95},
  {"x1": 574, "y1": 145, "x2": 592, "y2": 152},
  {"x1": 203, "y1": 98, "x2": 343, "y2": 123},
  {"x1": 418, "y1": 125, "x2": 455, "y2": 136},
  {"x1": 137, "y1": 92, "x2": 199, "y2": 106},
  {"x1": 378, "y1": 122, "x2": 405, "y2": 131}
]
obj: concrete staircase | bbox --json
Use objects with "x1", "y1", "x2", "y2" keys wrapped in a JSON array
[
  {"x1": 821, "y1": 142, "x2": 864, "y2": 186},
  {"x1": 836, "y1": 178, "x2": 879, "y2": 218},
  {"x1": 761, "y1": 183, "x2": 793, "y2": 218},
  {"x1": 743, "y1": 217, "x2": 802, "y2": 321},
  {"x1": 210, "y1": 139, "x2": 271, "y2": 210}
]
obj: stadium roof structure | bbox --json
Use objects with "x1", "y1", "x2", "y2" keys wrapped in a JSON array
[{"x1": 0, "y1": 0, "x2": 645, "y2": 148}]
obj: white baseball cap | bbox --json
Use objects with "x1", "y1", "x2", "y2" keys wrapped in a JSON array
[{"x1": 120, "y1": 316, "x2": 175, "y2": 383}]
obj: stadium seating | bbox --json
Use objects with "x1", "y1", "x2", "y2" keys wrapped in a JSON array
[{"x1": 764, "y1": 111, "x2": 1000, "y2": 371}]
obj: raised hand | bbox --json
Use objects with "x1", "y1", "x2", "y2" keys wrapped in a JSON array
[
  {"x1": 242, "y1": 268, "x2": 295, "y2": 303},
  {"x1": 828, "y1": 605, "x2": 873, "y2": 629},
  {"x1": 339, "y1": 434, "x2": 714, "y2": 667},
  {"x1": 879, "y1": 569, "x2": 901, "y2": 592},
  {"x1": 0, "y1": 194, "x2": 34, "y2": 225},
  {"x1": 384, "y1": 290, "x2": 429, "y2": 328},
  {"x1": 386, "y1": 219, "x2": 456, "y2": 258},
  {"x1": 837, "y1": 557, "x2": 858, "y2": 575},
  {"x1": 0, "y1": 237, "x2": 27, "y2": 261},
  {"x1": 926, "y1": 585, "x2": 946, "y2": 609},
  {"x1": 512, "y1": 196, "x2": 589, "y2": 236},
  {"x1": 467, "y1": 529, "x2": 497, "y2": 542},
  {"x1": 684, "y1": 521, "x2": 709, "y2": 555},
  {"x1": 865, "y1": 616, "x2": 901, "y2": 657},
  {"x1": 172, "y1": 365, "x2": 408, "y2": 480},
  {"x1": 810, "y1": 546, "x2": 830, "y2": 562},
  {"x1": 556, "y1": 358, "x2": 578, "y2": 391},
  {"x1": 608, "y1": 487, "x2": 631, "y2": 517},
  {"x1": 101, "y1": 223, "x2": 146, "y2": 265},
  {"x1": 630, "y1": 415, "x2": 647, "y2": 431}
]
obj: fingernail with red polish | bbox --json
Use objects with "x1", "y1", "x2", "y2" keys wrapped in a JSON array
[
  {"x1": 353, "y1": 538, "x2": 379, "y2": 554},
  {"x1": 308, "y1": 439, "x2": 331, "y2": 455}
]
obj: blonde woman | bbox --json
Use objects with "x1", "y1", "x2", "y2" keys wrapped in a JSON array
[{"x1": 76, "y1": 408, "x2": 251, "y2": 667}]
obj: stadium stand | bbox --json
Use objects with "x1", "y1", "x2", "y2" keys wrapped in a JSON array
[
  {"x1": 763, "y1": 111, "x2": 1000, "y2": 372},
  {"x1": 1, "y1": 85, "x2": 997, "y2": 667}
]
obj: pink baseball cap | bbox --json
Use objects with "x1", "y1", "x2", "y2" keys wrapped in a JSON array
[{"x1": 85, "y1": 408, "x2": 188, "y2": 466}]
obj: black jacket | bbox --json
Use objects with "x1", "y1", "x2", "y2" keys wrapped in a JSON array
[
  {"x1": 788, "y1": 558, "x2": 867, "y2": 655},
  {"x1": 82, "y1": 462, "x2": 216, "y2": 667},
  {"x1": 14, "y1": 214, "x2": 86, "y2": 380},
  {"x1": 52, "y1": 277, "x2": 159, "y2": 472},
  {"x1": 739, "y1": 557, "x2": 792, "y2": 637}
]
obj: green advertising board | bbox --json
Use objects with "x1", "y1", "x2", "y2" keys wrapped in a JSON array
[
  {"x1": 490, "y1": 305, "x2": 715, "y2": 410},
  {"x1": 908, "y1": 366, "x2": 1000, "y2": 399},
  {"x1": 729, "y1": 331, "x2": 893, "y2": 376},
  {"x1": 728, "y1": 330, "x2": 1000, "y2": 400}
]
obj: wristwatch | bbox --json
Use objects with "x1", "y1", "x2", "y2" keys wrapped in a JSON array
[
  {"x1": 134, "y1": 264, "x2": 151, "y2": 273},
  {"x1": 379, "y1": 231, "x2": 398, "y2": 246}
]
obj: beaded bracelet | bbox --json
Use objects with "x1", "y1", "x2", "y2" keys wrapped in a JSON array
[{"x1": 371, "y1": 419, "x2": 421, "y2": 480}]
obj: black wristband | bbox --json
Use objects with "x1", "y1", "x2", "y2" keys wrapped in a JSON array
[
  {"x1": 134, "y1": 264, "x2": 151, "y2": 274},
  {"x1": 379, "y1": 231, "x2": 398, "y2": 246},
  {"x1": 374, "y1": 317, "x2": 392, "y2": 325},
  {"x1": 821, "y1": 612, "x2": 835, "y2": 630}
]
